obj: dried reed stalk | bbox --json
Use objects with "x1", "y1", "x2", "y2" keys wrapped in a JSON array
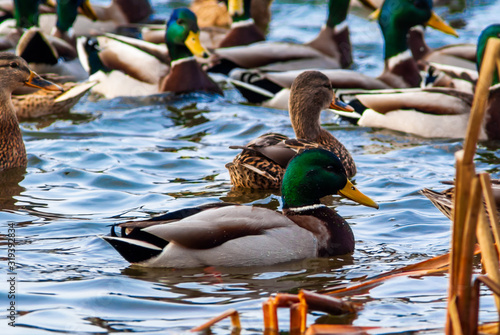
[
  {"x1": 263, "y1": 298, "x2": 278, "y2": 333},
  {"x1": 456, "y1": 176, "x2": 482, "y2": 334},
  {"x1": 480, "y1": 173, "x2": 500, "y2": 257},
  {"x1": 190, "y1": 309, "x2": 241, "y2": 332},
  {"x1": 446, "y1": 38, "x2": 500, "y2": 334},
  {"x1": 476, "y1": 209, "x2": 500, "y2": 310},
  {"x1": 289, "y1": 292, "x2": 307, "y2": 335}
]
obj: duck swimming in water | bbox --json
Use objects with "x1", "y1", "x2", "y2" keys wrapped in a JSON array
[{"x1": 102, "y1": 148, "x2": 378, "y2": 268}]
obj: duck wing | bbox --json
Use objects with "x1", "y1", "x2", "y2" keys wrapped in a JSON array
[
  {"x1": 104, "y1": 205, "x2": 318, "y2": 267},
  {"x1": 355, "y1": 87, "x2": 472, "y2": 115}
]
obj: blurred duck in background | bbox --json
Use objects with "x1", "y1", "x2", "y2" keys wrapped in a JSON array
[
  {"x1": 78, "y1": 8, "x2": 222, "y2": 99},
  {"x1": 340, "y1": 24, "x2": 500, "y2": 141},
  {"x1": 229, "y1": 0, "x2": 458, "y2": 107}
]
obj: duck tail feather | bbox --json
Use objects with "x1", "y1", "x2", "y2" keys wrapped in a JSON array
[{"x1": 101, "y1": 236, "x2": 163, "y2": 264}]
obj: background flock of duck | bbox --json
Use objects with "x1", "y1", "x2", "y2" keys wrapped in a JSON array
[{"x1": 0, "y1": 1, "x2": 498, "y2": 267}]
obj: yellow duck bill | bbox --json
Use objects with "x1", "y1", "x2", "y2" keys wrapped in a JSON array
[
  {"x1": 338, "y1": 179, "x2": 379, "y2": 209},
  {"x1": 184, "y1": 31, "x2": 210, "y2": 58},
  {"x1": 369, "y1": 9, "x2": 458, "y2": 37},
  {"x1": 426, "y1": 11, "x2": 459, "y2": 37}
]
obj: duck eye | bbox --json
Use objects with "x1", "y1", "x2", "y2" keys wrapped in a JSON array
[
  {"x1": 9, "y1": 62, "x2": 18, "y2": 68},
  {"x1": 177, "y1": 18, "x2": 184, "y2": 25},
  {"x1": 323, "y1": 83, "x2": 332, "y2": 89}
]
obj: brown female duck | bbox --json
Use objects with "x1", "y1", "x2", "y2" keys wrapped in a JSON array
[
  {"x1": 226, "y1": 70, "x2": 355, "y2": 189},
  {"x1": 0, "y1": 53, "x2": 62, "y2": 171}
]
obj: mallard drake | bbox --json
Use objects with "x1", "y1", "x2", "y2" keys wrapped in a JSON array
[
  {"x1": 208, "y1": 0, "x2": 369, "y2": 75},
  {"x1": 77, "y1": 36, "x2": 162, "y2": 98},
  {"x1": 102, "y1": 148, "x2": 379, "y2": 268},
  {"x1": 343, "y1": 24, "x2": 500, "y2": 140},
  {"x1": 143, "y1": 0, "x2": 269, "y2": 49},
  {"x1": 79, "y1": 8, "x2": 222, "y2": 99},
  {"x1": 13, "y1": 80, "x2": 96, "y2": 119},
  {"x1": 226, "y1": 71, "x2": 356, "y2": 189},
  {"x1": 0, "y1": 52, "x2": 62, "y2": 171},
  {"x1": 420, "y1": 180, "x2": 500, "y2": 222},
  {"x1": 228, "y1": 0, "x2": 457, "y2": 105}
]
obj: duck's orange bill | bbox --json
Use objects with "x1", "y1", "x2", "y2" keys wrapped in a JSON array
[
  {"x1": 338, "y1": 180, "x2": 379, "y2": 209},
  {"x1": 25, "y1": 71, "x2": 63, "y2": 92},
  {"x1": 80, "y1": 0, "x2": 98, "y2": 21},
  {"x1": 427, "y1": 11, "x2": 459, "y2": 37},
  {"x1": 329, "y1": 98, "x2": 354, "y2": 112},
  {"x1": 185, "y1": 31, "x2": 210, "y2": 58}
]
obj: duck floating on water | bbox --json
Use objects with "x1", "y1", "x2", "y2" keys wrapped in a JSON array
[
  {"x1": 208, "y1": 0, "x2": 368, "y2": 75},
  {"x1": 345, "y1": 24, "x2": 500, "y2": 140},
  {"x1": 0, "y1": 52, "x2": 62, "y2": 171},
  {"x1": 79, "y1": 8, "x2": 222, "y2": 99},
  {"x1": 102, "y1": 148, "x2": 378, "y2": 268},
  {"x1": 229, "y1": 0, "x2": 458, "y2": 106},
  {"x1": 226, "y1": 70, "x2": 356, "y2": 189}
]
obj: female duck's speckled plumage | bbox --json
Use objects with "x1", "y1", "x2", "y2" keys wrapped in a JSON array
[
  {"x1": 103, "y1": 149, "x2": 378, "y2": 268},
  {"x1": 13, "y1": 81, "x2": 96, "y2": 119},
  {"x1": 0, "y1": 53, "x2": 62, "y2": 171},
  {"x1": 420, "y1": 179, "x2": 500, "y2": 222},
  {"x1": 226, "y1": 70, "x2": 356, "y2": 189}
]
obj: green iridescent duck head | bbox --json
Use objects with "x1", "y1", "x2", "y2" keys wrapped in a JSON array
[
  {"x1": 165, "y1": 8, "x2": 209, "y2": 61},
  {"x1": 56, "y1": 0, "x2": 98, "y2": 33},
  {"x1": 379, "y1": 0, "x2": 435, "y2": 59},
  {"x1": 477, "y1": 24, "x2": 500, "y2": 86},
  {"x1": 377, "y1": 0, "x2": 458, "y2": 60},
  {"x1": 281, "y1": 149, "x2": 378, "y2": 209}
]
